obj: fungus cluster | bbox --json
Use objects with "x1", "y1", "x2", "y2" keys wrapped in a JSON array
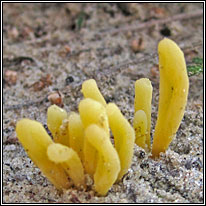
[
  {"x1": 15, "y1": 38, "x2": 189, "y2": 196},
  {"x1": 16, "y1": 79, "x2": 135, "y2": 196}
]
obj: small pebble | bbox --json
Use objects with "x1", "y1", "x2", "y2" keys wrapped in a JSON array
[
  {"x1": 48, "y1": 91, "x2": 64, "y2": 107},
  {"x1": 131, "y1": 38, "x2": 145, "y2": 53},
  {"x1": 4, "y1": 70, "x2": 17, "y2": 85},
  {"x1": 5, "y1": 144, "x2": 16, "y2": 151},
  {"x1": 65, "y1": 76, "x2": 74, "y2": 85}
]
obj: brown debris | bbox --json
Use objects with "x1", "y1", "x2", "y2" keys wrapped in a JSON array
[
  {"x1": 4, "y1": 136, "x2": 19, "y2": 145},
  {"x1": 32, "y1": 74, "x2": 53, "y2": 91},
  {"x1": 70, "y1": 192, "x2": 81, "y2": 203},
  {"x1": 4, "y1": 70, "x2": 17, "y2": 85},
  {"x1": 150, "y1": 7, "x2": 166, "y2": 19},
  {"x1": 59, "y1": 45, "x2": 72, "y2": 57},
  {"x1": 48, "y1": 91, "x2": 64, "y2": 107},
  {"x1": 150, "y1": 64, "x2": 159, "y2": 77},
  {"x1": 103, "y1": 9, "x2": 203, "y2": 36},
  {"x1": 8, "y1": 27, "x2": 19, "y2": 39},
  {"x1": 21, "y1": 26, "x2": 34, "y2": 39},
  {"x1": 131, "y1": 37, "x2": 145, "y2": 53},
  {"x1": 64, "y1": 45, "x2": 71, "y2": 53}
]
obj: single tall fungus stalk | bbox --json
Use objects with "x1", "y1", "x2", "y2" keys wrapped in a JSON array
[
  {"x1": 16, "y1": 38, "x2": 189, "y2": 196},
  {"x1": 151, "y1": 38, "x2": 189, "y2": 157},
  {"x1": 134, "y1": 78, "x2": 153, "y2": 151}
]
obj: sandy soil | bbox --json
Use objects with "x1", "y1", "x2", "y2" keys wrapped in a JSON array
[{"x1": 3, "y1": 3, "x2": 203, "y2": 203}]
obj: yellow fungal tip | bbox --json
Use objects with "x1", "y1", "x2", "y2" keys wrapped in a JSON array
[
  {"x1": 47, "y1": 143, "x2": 71, "y2": 163},
  {"x1": 79, "y1": 98, "x2": 109, "y2": 134},
  {"x1": 47, "y1": 104, "x2": 67, "y2": 134},
  {"x1": 81, "y1": 79, "x2": 106, "y2": 106}
]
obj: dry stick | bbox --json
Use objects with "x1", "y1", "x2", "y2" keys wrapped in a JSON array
[
  {"x1": 69, "y1": 10, "x2": 203, "y2": 65},
  {"x1": 99, "y1": 49, "x2": 158, "y2": 71},
  {"x1": 61, "y1": 10, "x2": 203, "y2": 59},
  {"x1": 18, "y1": 11, "x2": 203, "y2": 60},
  {"x1": 101, "y1": 9, "x2": 203, "y2": 35},
  {"x1": 4, "y1": 96, "x2": 47, "y2": 111},
  {"x1": 99, "y1": 38, "x2": 202, "y2": 72},
  {"x1": 3, "y1": 56, "x2": 35, "y2": 67},
  {"x1": 4, "y1": 11, "x2": 202, "y2": 111}
]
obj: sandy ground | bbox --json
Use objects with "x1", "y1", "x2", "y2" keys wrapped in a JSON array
[{"x1": 3, "y1": 3, "x2": 203, "y2": 203}]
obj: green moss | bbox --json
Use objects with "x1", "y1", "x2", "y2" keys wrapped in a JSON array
[{"x1": 187, "y1": 57, "x2": 203, "y2": 77}]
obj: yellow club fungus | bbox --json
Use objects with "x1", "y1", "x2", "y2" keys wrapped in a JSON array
[
  {"x1": 47, "y1": 143, "x2": 85, "y2": 188},
  {"x1": 133, "y1": 110, "x2": 148, "y2": 149},
  {"x1": 85, "y1": 124, "x2": 120, "y2": 196},
  {"x1": 15, "y1": 77, "x2": 135, "y2": 195},
  {"x1": 68, "y1": 112, "x2": 84, "y2": 162},
  {"x1": 16, "y1": 119, "x2": 70, "y2": 190},
  {"x1": 78, "y1": 98, "x2": 109, "y2": 135},
  {"x1": 79, "y1": 98, "x2": 110, "y2": 176},
  {"x1": 106, "y1": 103, "x2": 135, "y2": 181},
  {"x1": 134, "y1": 78, "x2": 153, "y2": 151},
  {"x1": 47, "y1": 104, "x2": 69, "y2": 147},
  {"x1": 152, "y1": 38, "x2": 189, "y2": 157},
  {"x1": 81, "y1": 79, "x2": 107, "y2": 106},
  {"x1": 15, "y1": 38, "x2": 189, "y2": 196}
]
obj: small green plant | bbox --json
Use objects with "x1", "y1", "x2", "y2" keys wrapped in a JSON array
[
  {"x1": 76, "y1": 12, "x2": 87, "y2": 30},
  {"x1": 187, "y1": 57, "x2": 203, "y2": 77}
]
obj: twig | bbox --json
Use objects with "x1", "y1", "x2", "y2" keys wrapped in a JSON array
[
  {"x1": 67, "y1": 48, "x2": 91, "y2": 58},
  {"x1": 101, "y1": 52, "x2": 157, "y2": 72},
  {"x1": 4, "y1": 96, "x2": 47, "y2": 111},
  {"x1": 100, "y1": 9, "x2": 203, "y2": 35},
  {"x1": 66, "y1": 46, "x2": 120, "y2": 58},
  {"x1": 94, "y1": 40, "x2": 202, "y2": 78},
  {"x1": 3, "y1": 56, "x2": 35, "y2": 67}
]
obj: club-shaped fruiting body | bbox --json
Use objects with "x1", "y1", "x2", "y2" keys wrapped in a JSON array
[
  {"x1": 152, "y1": 38, "x2": 189, "y2": 157},
  {"x1": 134, "y1": 78, "x2": 152, "y2": 151}
]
